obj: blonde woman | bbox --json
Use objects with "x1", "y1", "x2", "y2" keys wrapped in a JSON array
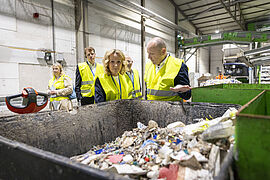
[
  {"x1": 48, "y1": 63, "x2": 73, "y2": 112},
  {"x1": 94, "y1": 49, "x2": 129, "y2": 103}
]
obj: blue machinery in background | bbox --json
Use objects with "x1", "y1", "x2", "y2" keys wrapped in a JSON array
[{"x1": 223, "y1": 63, "x2": 249, "y2": 83}]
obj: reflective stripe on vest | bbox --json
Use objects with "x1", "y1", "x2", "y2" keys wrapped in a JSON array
[
  {"x1": 78, "y1": 62, "x2": 104, "y2": 97},
  {"x1": 81, "y1": 80, "x2": 93, "y2": 85},
  {"x1": 98, "y1": 73, "x2": 129, "y2": 102},
  {"x1": 146, "y1": 89, "x2": 178, "y2": 97},
  {"x1": 48, "y1": 75, "x2": 70, "y2": 102},
  {"x1": 81, "y1": 89, "x2": 92, "y2": 93},
  {"x1": 144, "y1": 55, "x2": 183, "y2": 101}
]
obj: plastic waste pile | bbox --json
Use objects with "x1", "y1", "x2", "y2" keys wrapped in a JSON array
[
  {"x1": 201, "y1": 79, "x2": 242, "y2": 86},
  {"x1": 71, "y1": 108, "x2": 237, "y2": 180}
]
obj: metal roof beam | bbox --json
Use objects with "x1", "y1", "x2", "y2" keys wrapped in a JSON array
[
  {"x1": 183, "y1": 0, "x2": 256, "y2": 20},
  {"x1": 182, "y1": 1, "x2": 219, "y2": 12},
  {"x1": 218, "y1": 0, "x2": 245, "y2": 30},
  {"x1": 168, "y1": 0, "x2": 200, "y2": 34},
  {"x1": 185, "y1": 3, "x2": 227, "y2": 19},
  {"x1": 238, "y1": 2, "x2": 245, "y2": 27},
  {"x1": 241, "y1": 1, "x2": 270, "y2": 10},
  {"x1": 246, "y1": 16, "x2": 270, "y2": 23},
  {"x1": 191, "y1": 11, "x2": 232, "y2": 21},
  {"x1": 198, "y1": 20, "x2": 237, "y2": 29},
  {"x1": 194, "y1": 16, "x2": 238, "y2": 25},
  {"x1": 193, "y1": 8, "x2": 270, "y2": 22},
  {"x1": 201, "y1": 26, "x2": 241, "y2": 33},
  {"x1": 202, "y1": 28, "x2": 241, "y2": 34},
  {"x1": 243, "y1": 8, "x2": 270, "y2": 16},
  {"x1": 182, "y1": 40, "x2": 250, "y2": 49},
  {"x1": 177, "y1": 0, "x2": 204, "y2": 7}
]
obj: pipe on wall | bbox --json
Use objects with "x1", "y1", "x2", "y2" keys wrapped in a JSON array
[
  {"x1": 51, "y1": 0, "x2": 56, "y2": 63},
  {"x1": 141, "y1": 0, "x2": 145, "y2": 98}
]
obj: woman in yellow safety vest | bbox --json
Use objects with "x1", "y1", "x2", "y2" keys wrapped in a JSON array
[
  {"x1": 94, "y1": 49, "x2": 129, "y2": 103},
  {"x1": 48, "y1": 63, "x2": 73, "y2": 112}
]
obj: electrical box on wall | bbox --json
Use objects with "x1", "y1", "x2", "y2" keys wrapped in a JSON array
[
  {"x1": 36, "y1": 49, "x2": 53, "y2": 64},
  {"x1": 44, "y1": 52, "x2": 51, "y2": 61}
]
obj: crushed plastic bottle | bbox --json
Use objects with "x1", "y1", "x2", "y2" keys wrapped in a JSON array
[{"x1": 201, "y1": 120, "x2": 235, "y2": 141}]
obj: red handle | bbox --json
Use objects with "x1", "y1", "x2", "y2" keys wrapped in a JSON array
[{"x1": 5, "y1": 88, "x2": 48, "y2": 114}]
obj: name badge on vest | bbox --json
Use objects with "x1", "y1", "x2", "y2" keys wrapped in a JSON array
[{"x1": 132, "y1": 91, "x2": 136, "y2": 98}]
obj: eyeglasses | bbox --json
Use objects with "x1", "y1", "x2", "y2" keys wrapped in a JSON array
[{"x1": 86, "y1": 53, "x2": 95, "y2": 56}]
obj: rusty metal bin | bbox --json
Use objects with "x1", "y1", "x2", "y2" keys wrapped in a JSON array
[{"x1": 0, "y1": 100, "x2": 240, "y2": 179}]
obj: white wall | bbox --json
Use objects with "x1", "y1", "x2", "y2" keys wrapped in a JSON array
[
  {"x1": 145, "y1": 0, "x2": 175, "y2": 54},
  {"x1": 0, "y1": 0, "x2": 76, "y2": 96},
  {"x1": 185, "y1": 47, "x2": 210, "y2": 88},
  {"x1": 199, "y1": 47, "x2": 210, "y2": 74},
  {"x1": 210, "y1": 45, "x2": 224, "y2": 75},
  {"x1": 185, "y1": 49, "x2": 197, "y2": 73}
]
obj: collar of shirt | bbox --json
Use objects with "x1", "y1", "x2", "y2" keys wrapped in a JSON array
[
  {"x1": 126, "y1": 70, "x2": 133, "y2": 77},
  {"x1": 155, "y1": 53, "x2": 169, "y2": 73},
  {"x1": 87, "y1": 61, "x2": 96, "y2": 69},
  {"x1": 87, "y1": 61, "x2": 97, "y2": 76},
  {"x1": 113, "y1": 75, "x2": 119, "y2": 83}
]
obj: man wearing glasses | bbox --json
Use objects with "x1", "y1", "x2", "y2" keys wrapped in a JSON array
[{"x1": 75, "y1": 47, "x2": 104, "y2": 105}]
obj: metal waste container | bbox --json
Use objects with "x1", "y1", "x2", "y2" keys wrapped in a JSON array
[{"x1": 0, "y1": 100, "x2": 240, "y2": 179}]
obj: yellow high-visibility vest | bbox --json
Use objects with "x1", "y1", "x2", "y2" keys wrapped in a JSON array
[
  {"x1": 98, "y1": 73, "x2": 129, "y2": 101},
  {"x1": 48, "y1": 75, "x2": 70, "y2": 102},
  {"x1": 144, "y1": 56, "x2": 183, "y2": 101},
  {"x1": 125, "y1": 69, "x2": 142, "y2": 99},
  {"x1": 78, "y1": 62, "x2": 104, "y2": 97}
]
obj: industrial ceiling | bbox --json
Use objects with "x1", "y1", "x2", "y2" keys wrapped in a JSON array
[{"x1": 171, "y1": 0, "x2": 270, "y2": 34}]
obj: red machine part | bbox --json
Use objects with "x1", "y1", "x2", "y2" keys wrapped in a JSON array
[{"x1": 5, "y1": 87, "x2": 48, "y2": 114}]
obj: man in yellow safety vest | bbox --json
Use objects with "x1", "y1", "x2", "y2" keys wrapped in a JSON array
[
  {"x1": 75, "y1": 47, "x2": 103, "y2": 105},
  {"x1": 144, "y1": 37, "x2": 191, "y2": 101},
  {"x1": 125, "y1": 56, "x2": 142, "y2": 99}
]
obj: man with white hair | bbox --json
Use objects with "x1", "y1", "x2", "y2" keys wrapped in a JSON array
[{"x1": 144, "y1": 37, "x2": 191, "y2": 101}]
